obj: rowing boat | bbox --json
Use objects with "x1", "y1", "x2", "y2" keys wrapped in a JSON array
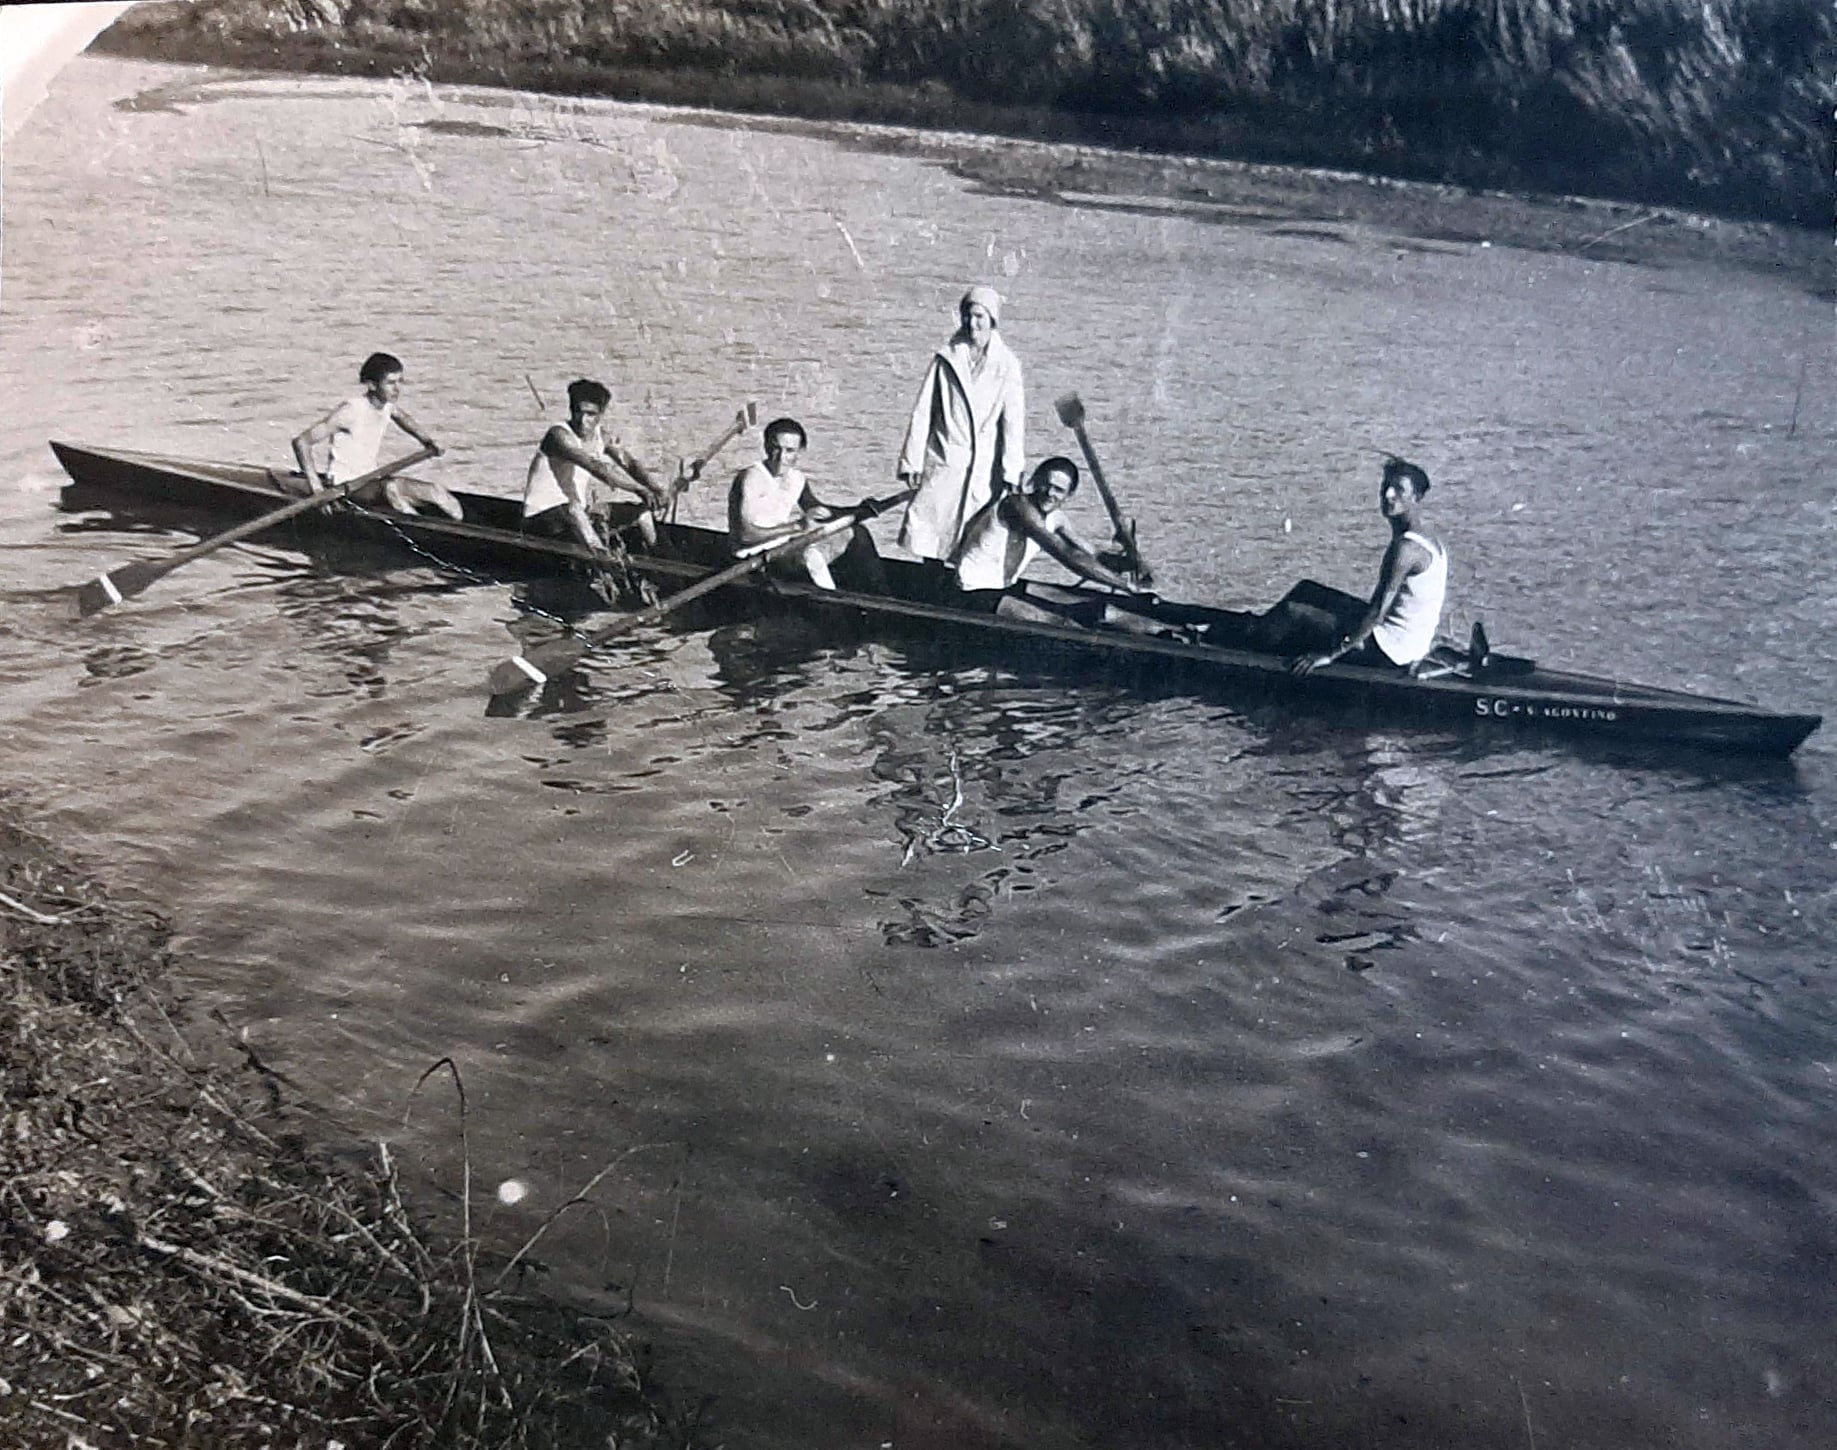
[{"x1": 51, "y1": 442, "x2": 1823, "y2": 756}]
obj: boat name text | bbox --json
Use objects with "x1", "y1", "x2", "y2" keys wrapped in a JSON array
[{"x1": 1475, "y1": 698, "x2": 1618, "y2": 722}]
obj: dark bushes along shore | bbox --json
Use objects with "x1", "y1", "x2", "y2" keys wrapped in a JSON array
[{"x1": 97, "y1": 0, "x2": 1829, "y2": 228}]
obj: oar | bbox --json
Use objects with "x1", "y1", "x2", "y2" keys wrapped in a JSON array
[
  {"x1": 76, "y1": 445, "x2": 438, "y2": 615},
  {"x1": 668, "y1": 401, "x2": 758, "y2": 522},
  {"x1": 1053, "y1": 393, "x2": 1153, "y2": 586},
  {"x1": 489, "y1": 487, "x2": 912, "y2": 696}
]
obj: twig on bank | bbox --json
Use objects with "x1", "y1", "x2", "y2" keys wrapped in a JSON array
[
  {"x1": 0, "y1": 887, "x2": 67, "y2": 924},
  {"x1": 1574, "y1": 211, "x2": 1660, "y2": 252},
  {"x1": 137, "y1": 1232, "x2": 395, "y2": 1351},
  {"x1": 1788, "y1": 328, "x2": 1810, "y2": 437}
]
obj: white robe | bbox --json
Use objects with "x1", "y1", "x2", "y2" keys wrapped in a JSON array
[{"x1": 896, "y1": 333, "x2": 1024, "y2": 561}]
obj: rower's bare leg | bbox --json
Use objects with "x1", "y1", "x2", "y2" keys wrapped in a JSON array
[
  {"x1": 384, "y1": 478, "x2": 464, "y2": 520},
  {"x1": 801, "y1": 551, "x2": 837, "y2": 590},
  {"x1": 799, "y1": 531, "x2": 850, "y2": 591},
  {"x1": 633, "y1": 510, "x2": 659, "y2": 549}
]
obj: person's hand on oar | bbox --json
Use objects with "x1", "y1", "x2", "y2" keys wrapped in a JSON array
[
  {"x1": 667, "y1": 402, "x2": 757, "y2": 523},
  {"x1": 487, "y1": 487, "x2": 913, "y2": 698},
  {"x1": 75, "y1": 445, "x2": 437, "y2": 616},
  {"x1": 1053, "y1": 393, "x2": 1153, "y2": 588}
]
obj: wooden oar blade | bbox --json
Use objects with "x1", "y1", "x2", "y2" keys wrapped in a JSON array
[
  {"x1": 76, "y1": 557, "x2": 169, "y2": 615},
  {"x1": 68, "y1": 444, "x2": 436, "y2": 613},
  {"x1": 1054, "y1": 393, "x2": 1086, "y2": 429},
  {"x1": 487, "y1": 637, "x2": 593, "y2": 696}
]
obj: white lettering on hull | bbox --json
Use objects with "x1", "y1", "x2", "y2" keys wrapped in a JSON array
[{"x1": 1476, "y1": 698, "x2": 1619, "y2": 722}]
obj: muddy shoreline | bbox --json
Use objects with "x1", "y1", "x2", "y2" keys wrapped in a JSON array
[{"x1": 0, "y1": 796, "x2": 702, "y2": 1448}]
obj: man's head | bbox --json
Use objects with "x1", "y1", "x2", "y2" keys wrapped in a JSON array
[
  {"x1": 1380, "y1": 456, "x2": 1430, "y2": 517},
  {"x1": 567, "y1": 379, "x2": 611, "y2": 427},
  {"x1": 359, "y1": 351, "x2": 404, "y2": 402},
  {"x1": 763, "y1": 417, "x2": 806, "y2": 477},
  {"x1": 1027, "y1": 456, "x2": 1079, "y2": 510}
]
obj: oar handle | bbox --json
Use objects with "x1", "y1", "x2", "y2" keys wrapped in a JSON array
[
  {"x1": 489, "y1": 488, "x2": 911, "y2": 695},
  {"x1": 78, "y1": 445, "x2": 438, "y2": 613}
]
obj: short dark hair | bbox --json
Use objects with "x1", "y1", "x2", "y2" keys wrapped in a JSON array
[
  {"x1": 359, "y1": 352, "x2": 403, "y2": 385},
  {"x1": 1383, "y1": 456, "x2": 1430, "y2": 497},
  {"x1": 1031, "y1": 456, "x2": 1080, "y2": 493},
  {"x1": 567, "y1": 379, "x2": 611, "y2": 411},
  {"x1": 764, "y1": 417, "x2": 806, "y2": 449}
]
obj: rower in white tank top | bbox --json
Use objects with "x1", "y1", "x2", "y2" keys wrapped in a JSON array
[
  {"x1": 523, "y1": 418, "x2": 609, "y2": 518},
  {"x1": 1290, "y1": 456, "x2": 1448, "y2": 676},
  {"x1": 290, "y1": 351, "x2": 461, "y2": 519},
  {"x1": 1372, "y1": 530, "x2": 1447, "y2": 666},
  {"x1": 951, "y1": 491, "x2": 1040, "y2": 591},
  {"x1": 944, "y1": 458, "x2": 1151, "y2": 618},
  {"x1": 521, "y1": 379, "x2": 673, "y2": 552}
]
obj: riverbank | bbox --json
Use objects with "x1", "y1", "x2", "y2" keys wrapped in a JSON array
[
  {"x1": 0, "y1": 798, "x2": 701, "y2": 1448},
  {"x1": 94, "y1": 0, "x2": 1829, "y2": 229}
]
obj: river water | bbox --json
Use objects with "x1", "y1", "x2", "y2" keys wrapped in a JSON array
[{"x1": 4, "y1": 56, "x2": 1837, "y2": 1449}]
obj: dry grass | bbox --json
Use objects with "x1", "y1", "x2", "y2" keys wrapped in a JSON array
[{"x1": 0, "y1": 803, "x2": 703, "y2": 1449}]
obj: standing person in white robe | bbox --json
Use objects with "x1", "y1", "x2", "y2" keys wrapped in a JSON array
[{"x1": 895, "y1": 285, "x2": 1025, "y2": 576}]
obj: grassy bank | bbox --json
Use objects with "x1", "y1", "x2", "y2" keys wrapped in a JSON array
[
  {"x1": 95, "y1": 0, "x2": 1831, "y2": 227},
  {"x1": 0, "y1": 800, "x2": 701, "y2": 1448}
]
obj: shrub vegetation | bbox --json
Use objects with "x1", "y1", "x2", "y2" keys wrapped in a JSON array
[{"x1": 97, "y1": 0, "x2": 1832, "y2": 226}]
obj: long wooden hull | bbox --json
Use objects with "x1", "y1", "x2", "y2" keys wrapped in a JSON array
[{"x1": 51, "y1": 442, "x2": 1823, "y2": 757}]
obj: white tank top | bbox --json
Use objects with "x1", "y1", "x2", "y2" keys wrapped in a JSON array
[
  {"x1": 326, "y1": 395, "x2": 392, "y2": 483},
  {"x1": 1372, "y1": 531, "x2": 1448, "y2": 665},
  {"x1": 952, "y1": 495, "x2": 1037, "y2": 591},
  {"x1": 728, "y1": 461, "x2": 807, "y2": 546},
  {"x1": 523, "y1": 422, "x2": 607, "y2": 517}
]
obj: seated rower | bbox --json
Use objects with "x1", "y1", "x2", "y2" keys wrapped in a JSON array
[
  {"x1": 291, "y1": 351, "x2": 460, "y2": 518},
  {"x1": 727, "y1": 417, "x2": 887, "y2": 592},
  {"x1": 522, "y1": 379, "x2": 675, "y2": 554},
  {"x1": 1288, "y1": 456, "x2": 1447, "y2": 675},
  {"x1": 950, "y1": 456, "x2": 1153, "y2": 623}
]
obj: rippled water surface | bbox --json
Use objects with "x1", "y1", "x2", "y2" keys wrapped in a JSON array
[{"x1": 5, "y1": 57, "x2": 1837, "y2": 1449}]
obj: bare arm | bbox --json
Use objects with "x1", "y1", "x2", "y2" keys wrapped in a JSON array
[
  {"x1": 389, "y1": 405, "x2": 442, "y2": 454},
  {"x1": 1010, "y1": 497, "x2": 1148, "y2": 595},
  {"x1": 606, "y1": 442, "x2": 669, "y2": 512},
  {"x1": 1291, "y1": 536, "x2": 1427, "y2": 674},
  {"x1": 290, "y1": 409, "x2": 341, "y2": 490}
]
